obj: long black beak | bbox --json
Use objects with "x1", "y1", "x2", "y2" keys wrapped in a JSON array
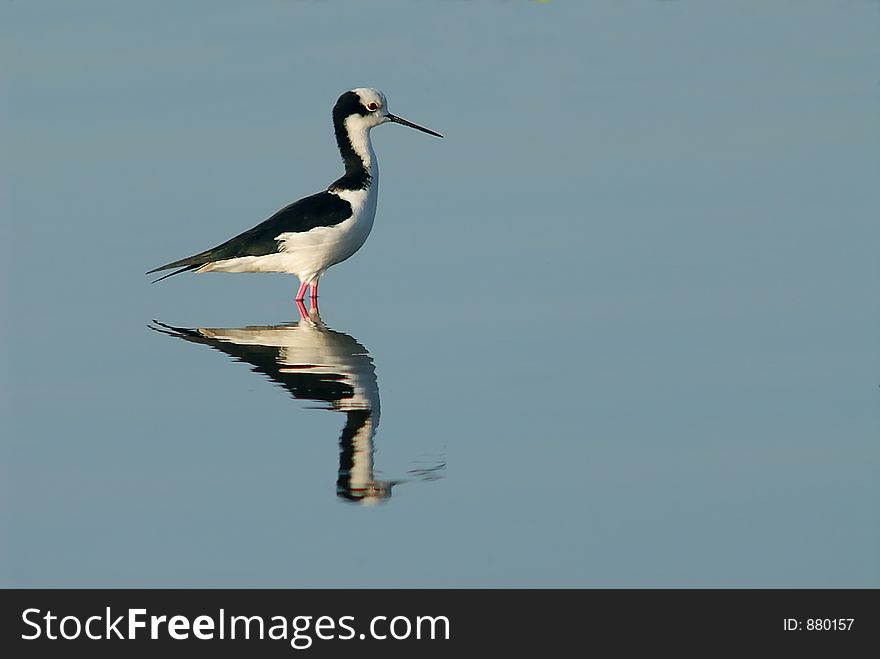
[{"x1": 386, "y1": 113, "x2": 443, "y2": 138}]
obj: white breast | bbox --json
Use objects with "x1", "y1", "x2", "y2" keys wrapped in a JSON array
[
  {"x1": 197, "y1": 116, "x2": 381, "y2": 283},
  {"x1": 198, "y1": 184, "x2": 379, "y2": 282},
  {"x1": 274, "y1": 184, "x2": 379, "y2": 282}
]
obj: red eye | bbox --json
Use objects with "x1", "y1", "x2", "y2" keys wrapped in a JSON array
[{"x1": 367, "y1": 102, "x2": 379, "y2": 111}]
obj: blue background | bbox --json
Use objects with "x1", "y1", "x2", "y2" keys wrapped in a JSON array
[{"x1": 2, "y1": 1, "x2": 878, "y2": 586}]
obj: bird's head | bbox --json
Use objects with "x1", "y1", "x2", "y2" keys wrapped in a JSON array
[{"x1": 334, "y1": 88, "x2": 443, "y2": 138}]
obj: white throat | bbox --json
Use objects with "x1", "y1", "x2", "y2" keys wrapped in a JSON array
[{"x1": 343, "y1": 115, "x2": 379, "y2": 177}]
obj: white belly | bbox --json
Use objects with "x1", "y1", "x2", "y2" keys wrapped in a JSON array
[{"x1": 198, "y1": 185, "x2": 378, "y2": 283}]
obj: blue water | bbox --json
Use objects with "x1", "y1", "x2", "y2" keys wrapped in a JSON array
[{"x1": 2, "y1": 1, "x2": 878, "y2": 587}]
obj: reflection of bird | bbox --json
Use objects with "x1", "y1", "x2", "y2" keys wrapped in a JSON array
[
  {"x1": 147, "y1": 88, "x2": 442, "y2": 304},
  {"x1": 151, "y1": 310, "x2": 401, "y2": 503}
]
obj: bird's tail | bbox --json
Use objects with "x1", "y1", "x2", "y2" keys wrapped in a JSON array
[
  {"x1": 146, "y1": 249, "x2": 218, "y2": 283},
  {"x1": 147, "y1": 263, "x2": 199, "y2": 283}
]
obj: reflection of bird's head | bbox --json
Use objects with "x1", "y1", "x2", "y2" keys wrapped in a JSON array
[
  {"x1": 335, "y1": 409, "x2": 390, "y2": 505},
  {"x1": 337, "y1": 480, "x2": 396, "y2": 505}
]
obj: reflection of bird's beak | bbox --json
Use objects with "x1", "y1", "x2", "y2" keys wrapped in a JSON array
[{"x1": 386, "y1": 113, "x2": 444, "y2": 138}]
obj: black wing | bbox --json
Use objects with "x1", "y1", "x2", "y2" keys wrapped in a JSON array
[{"x1": 147, "y1": 191, "x2": 352, "y2": 281}]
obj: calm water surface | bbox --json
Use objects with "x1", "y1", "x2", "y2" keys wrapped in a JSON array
[{"x1": 2, "y1": 1, "x2": 878, "y2": 586}]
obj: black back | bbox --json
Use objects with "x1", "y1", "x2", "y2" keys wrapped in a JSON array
[
  {"x1": 148, "y1": 90, "x2": 372, "y2": 280},
  {"x1": 197, "y1": 191, "x2": 353, "y2": 260},
  {"x1": 147, "y1": 191, "x2": 352, "y2": 278}
]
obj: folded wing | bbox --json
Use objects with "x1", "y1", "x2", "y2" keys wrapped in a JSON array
[{"x1": 147, "y1": 191, "x2": 353, "y2": 282}]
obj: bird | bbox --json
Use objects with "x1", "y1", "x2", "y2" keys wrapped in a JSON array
[{"x1": 147, "y1": 88, "x2": 442, "y2": 303}]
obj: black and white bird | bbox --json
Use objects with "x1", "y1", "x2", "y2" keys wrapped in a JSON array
[{"x1": 147, "y1": 88, "x2": 442, "y2": 303}]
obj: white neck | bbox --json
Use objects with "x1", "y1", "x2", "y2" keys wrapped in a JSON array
[{"x1": 344, "y1": 115, "x2": 379, "y2": 178}]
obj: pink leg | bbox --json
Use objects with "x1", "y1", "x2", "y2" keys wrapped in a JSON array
[
  {"x1": 309, "y1": 279, "x2": 319, "y2": 304},
  {"x1": 295, "y1": 280, "x2": 308, "y2": 302},
  {"x1": 295, "y1": 299, "x2": 309, "y2": 319}
]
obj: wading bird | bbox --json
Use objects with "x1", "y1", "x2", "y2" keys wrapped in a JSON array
[{"x1": 147, "y1": 89, "x2": 442, "y2": 303}]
